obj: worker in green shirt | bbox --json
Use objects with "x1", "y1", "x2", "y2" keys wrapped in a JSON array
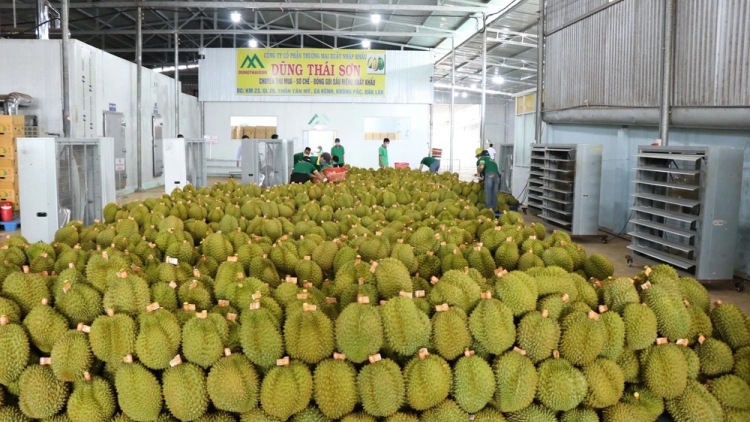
[
  {"x1": 331, "y1": 138, "x2": 345, "y2": 167},
  {"x1": 419, "y1": 156, "x2": 440, "y2": 173},
  {"x1": 476, "y1": 149, "x2": 501, "y2": 214},
  {"x1": 293, "y1": 147, "x2": 312, "y2": 165},
  {"x1": 290, "y1": 156, "x2": 325, "y2": 184},
  {"x1": 379, "y1": 138, "x2": 390, "y2": 168},
  {"x1": 319, "y1": 152, "x2": 333, "y2": 169}
]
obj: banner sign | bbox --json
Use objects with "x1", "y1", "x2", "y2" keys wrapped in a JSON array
[{"x1": 236, "y1": 48, "x2": 386, "y2": 97}]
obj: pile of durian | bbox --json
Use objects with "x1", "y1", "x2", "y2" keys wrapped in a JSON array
[{"x1": 1, "y1": 167, "x2": 749, "y2": 422}]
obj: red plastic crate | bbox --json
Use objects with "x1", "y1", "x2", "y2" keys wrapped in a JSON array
[
  {"x1": 394, "y1": 162, "x2": 409, "y2": 169},
  {"x1": 323, "y1": 167, "x2": 347, "y2": 182}
]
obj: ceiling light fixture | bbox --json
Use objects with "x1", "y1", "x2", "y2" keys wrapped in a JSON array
[
  {"x1": 248, "y1": 39, "x2": 258, "y2": 48},
  {"x1": 362, "y1": 39, "x2": 371, "y2": 48},
  {"x1": 492, "y1": 75, "x2": 505, "y2": 85},
  {"x1": 471, "y1": 83, "x2": 477, "y2": 89},
  {"x1": 371, "y1": 14, "x2": 381, "y2": 24},
  {"x1": 230, "y1": 11, "x2": 241, "y2": 23},
  {"x1": 461, "y1": 92, "x2": 468, "y2": 98}
]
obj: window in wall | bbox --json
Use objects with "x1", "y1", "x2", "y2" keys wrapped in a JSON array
[
  {"x1": 230, "y1": 116, "x2": 278, "y2": 139},
  {"x1": 514, "y1": 93, "x2": 536, "y2": 166},
  {"x1": 364, "y1": 117, "x2": 411, "y2": 141}
]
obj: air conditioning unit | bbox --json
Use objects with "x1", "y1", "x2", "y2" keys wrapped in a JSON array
[
  {"x1": 240, "y1": 138, "x2": 294, "y2": 187},
  {"x1": 17, "y1": 137, "x2": 115, "y2": 243},
  {"x1": 163, "y1": 137, "x2": 208, "y2": 194}
]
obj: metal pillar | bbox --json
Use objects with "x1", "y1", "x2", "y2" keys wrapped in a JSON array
[
  {"x1": 659, "y1": 0, "x2": 676, "y2": 145},
  {"x1": 449, "y1": 36, "x2": 455, "y2": 173},
  {"x1": 534, "y1": 0, "x2": 544, "y2": 142},
  {"x1": 61, "y1": 0, "x2": 70, "y2": 137},
  {"x1": 174, "y1": 11, "x2": 179, "y2": 136},
  {"x1": 37, "y1": 0, "x2": 49, "y2": 39},
  {"x1": 480, "y1": 19, "x2": 487, "y2": 147},
  {"x1": 136, "y1": 6, "x2": 143, "y2": 190}
]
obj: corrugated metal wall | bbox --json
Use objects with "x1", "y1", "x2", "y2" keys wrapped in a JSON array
[
  {"x1": 674, "y1": 0, "x2": 750, "y2": 106},
  {"x1": 544, "y1": 0, "x2": 663, "y2": 111},
  {"x1": 199, "y1": 49, "x2": 434, "y2": 104},
  {"x1": 545, "y1": 0, "x2": 610, "y2": 31}
]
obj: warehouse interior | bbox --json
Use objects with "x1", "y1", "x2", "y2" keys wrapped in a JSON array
[{"x1": 1, "y1": 0, "x2": 750, "y2": 421}]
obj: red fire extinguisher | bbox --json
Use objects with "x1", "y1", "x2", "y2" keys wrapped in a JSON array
[{"x1": 0, "y1": 201, "x2": 14, "y2": 222}]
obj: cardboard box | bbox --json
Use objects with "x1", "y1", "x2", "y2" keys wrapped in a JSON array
[
  {"x1": 0, "y1": 180, "x2": 18, "y2": 192},
  {"x1": 268, "y1": 127, "x2": 277, "y2": 138},
  {"x1": 0, "y1": 169, "x2": 18, "y2": 184},
  {"x1": 231, "y1": 126, "x2": 243, "y2": 139},
  {"x1": 242, "y1": 126, "x2": 256, "y2": 138},
  {"x1": 386, "y1": 132, "x2": 396, "y2": 141},
  {"x1": 0, "y1": 136, "x2": 16, "y2": 148},
  {"x1": 0, "y1": 145, "x2": 17, "y2": 160},
  {"x1": 0, "y1": 158, "x2": 16, "y2": 173},
  {"x1": 0, "y1": 188, "x2": 18, "y2": 209},
  {"x1": 0, "y1": 115, "x2": 25, "y2": 136},
  {"x1": 365, "y1": 132, "x2": 374, "y2": 140},
  {"x1": 253, "y1": 127, "x2": 265, "y2": 139}
]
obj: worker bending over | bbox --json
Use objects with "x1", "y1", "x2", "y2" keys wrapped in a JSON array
[
  {"x1": 476, "y1": 148, "x2": 501, "y2": 214},
  {"x1": 293, "y1": 147, "x2": 312, "y2": 164},
  {"x1": 419, "y1": 156, "x2": 440, "y2": 173},
  {"x1": 290, "y1": 156, "x2": 325, "y2": 184}
]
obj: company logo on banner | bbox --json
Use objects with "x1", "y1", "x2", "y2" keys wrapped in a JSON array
[{"x1": 236, "y1": 48, "x2": 386, "y2": 97}]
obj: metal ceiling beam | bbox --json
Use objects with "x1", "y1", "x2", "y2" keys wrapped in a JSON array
[
  {"x1": 68, "y1": 28, "x2": 450, "y2": 36},
  {"x1": 0, "y1": 1, "x2": 488, "y2": 13}
]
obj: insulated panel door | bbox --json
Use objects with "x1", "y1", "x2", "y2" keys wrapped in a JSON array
[
  {"x1": 152, "y1": 114, "x2": 164, "y2": 177},
  {"x1": 104, "y1": 112, "x2": 126, "y2": 190}
]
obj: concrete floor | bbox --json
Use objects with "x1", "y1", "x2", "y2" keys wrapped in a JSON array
[{"x1": 3, "y1": 178, "x2": 748, "y2": 315}]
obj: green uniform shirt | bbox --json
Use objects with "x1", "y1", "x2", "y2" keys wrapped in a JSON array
[
  {"x1": 478, "y1": 157, "x2": 499, "y2": 175},
  {"x1": 320, "y1": 161, "x2": 333, "y2": 169},
  {"x1": 421, "y1": 156, "x2": 438, "y2": 166},
  {"x1": 331, "y1": 145, "x2": 345, "y2": 164},
  {"x1": 292, "y1": 161, "x2": 317, "y2": 175},
  {"x1": 293, "y1": 152, "x2": 304, "y2": 164},
  {"x1": 379, "y1": 146, "x2": 389, "y2": 166}
]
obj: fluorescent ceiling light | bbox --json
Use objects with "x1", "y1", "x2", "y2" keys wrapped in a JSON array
[
  {"x1": 471, "y1": 83, "x2": 477, "y2": 89},
  {"x1": 371, "y1": 14, "x2": 381, "y2": 24},
  {"x1": 492, "y1": 75, "x2": 505, "y2": 85},
  {"x1": 362, "y1": 39, "x2": 371, "y2": 48},
  {"x1": 461, "y1": 92, "x2": 468, "y2": 98},
  {"x1": 230, "y1": 11, "x2": 241, "y2": 23},
  {"x1": 248, "y1": 39, "x2": 258, "y2": 48},
  {"x1": 434, "y1": 82, "x2": 510, "y2": 96}
]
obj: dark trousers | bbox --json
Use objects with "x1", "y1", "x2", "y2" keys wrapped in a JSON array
[{"x1": 290, "y1": 173, "x2": 313, "y2": 184}]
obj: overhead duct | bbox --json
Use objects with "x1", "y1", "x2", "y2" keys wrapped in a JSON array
[
  {"x1": 36, "y1": 0, "x2": 59, "y2": 39},
  {"x1": 2, "y1": 92, "x2": 33, "y2": 115}
]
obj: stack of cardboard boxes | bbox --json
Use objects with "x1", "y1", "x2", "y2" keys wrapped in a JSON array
[
  {"x1": 0, "y1": 115, "x2": 24, "y2": 209},
  {"x1": 365, "y1": 132, "x2": 398, "y2": 141},
  {"x1": 230, "y1": 126, "x2": 278, "y2": 139}
]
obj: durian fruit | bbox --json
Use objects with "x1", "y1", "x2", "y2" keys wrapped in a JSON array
[
  {"x1": 505, "y1": 403, "x2": 557, "y2": 422},
  {"x1": 357, "y1": 358, "x2": 405, "y2": 417},
  {"x1": 135, "y1": 308, "x2": 181, "y2": 370},
  {"x1": 678, "y1": 277, "x2": 710, "y2": 313},
  {"x1": 313, "y1": 358, "x2": 358, "y2": 419},
  {"x1": 492, "y1": 349, "x2": 538, "y2": 413},
  {"x1": 66, "y1": 374, "x2": 116, "y2": 422},
  {"x1": 162, "y1": 360, "x2": 209, "y2": 421},
  {"x1": 114, "y1": 360, "x2": 163, "y2": 422},
  {"x1": 582, "y1": 358, "x2": 624, "y2": 408},
  {"x1": 694, "y1": 336, "x2": 735, "y2": 376},
  {"x1": 735, "y1": 346, "x2": 750, "y2": 386},
  {"x1": 182, "y1": 311, "x2": 229, "y2": 368},
  {"x1": 516, "y1": 310, "x2": 560, "y2": 363},
  {"x1": 380, "y1": 296, "x2": 431, "y2": 356},
  {"x1": 102, "y1": 271, "x2": 151, "y2": 317},
  {"x1": 622, "y1": 303, "x2": 658, "y2": 350},
  {"x1": 711, "y1": 301, "x2": 750, "y2": 350},
  {"x1": 541, "y1": 247, "x2": 574, "y2": 272},
  {"x1": 616, "y1": 348, "x2": 641, "y2": 383},
  {"x1": 452, "y1": 352, "x2": 495, "y2": 413},
  {"x1": 494, "y1": 237, "x2": 520, "y2": 271},
  {"x1": 290, "y1": 406, "x2": 331, "y2": 422},
  {"x1": 559, "y1": 311, "x2": 605, "y2": 366},
  {"x1": 51, "y1": 330, "x2": 93, "y2": 382},
  {"x1": 641, "y1": 282, "x2": 690, "y2": 341},
  {"x1": 600, "y1": 277, "x2": 639, "y2": 313},
  {"x1": 18, "y1": 364, "x2": 69, "y2": 419},
  {"x1": 239, "y1": 305, "x2": 285, "y2": 368},
  {"x1": 403, "y1": 351, "x2": 451, "y2": 411},
  {"x1": 239, "y1": 409, "x2": 281, "y2": 422},
  {"x1": 583, "y1": 253, "x2": 614, "y2": 281},
  {"x1": 295, "y1": 256, "x2": 323, "y2": 288},
  {"x1": 53, "y1": 278, "x2": 102, "y2": 325},
  {"x1": 206, "y1": 352, "x2": 259, "y2": 414},
  {"x1": 428, "y1": 269, "x2": 481, "y2": 313},
  {"x1": 418, "y1": 399, "x2": 464, "y2": 422},
  {"x1": 642, "y1": 343, "x2": 688, "y2": 399},
  {"x1": 89, "y1": 312, "x2": 136, "y2": 364},
  {"x1": 22, "y1": 300, "x2": 68, "y2": 354},
  {"x1": 431, "y1": 305, "x2": 472, "y2": 360},
  {"x1": 260, "y1": 360, "x2": 313, "y2": 421},
  {"x1": 2, "y1": 271, "x2": 50, "y2": 314},
  {"x1": 0, "y1": 406, "x2": 30, "y2": 422},
  {"x1": 560, "y1": 408, "x2": 599, "y2": 422},
  {"x1": 335, "y1": 302, "x2": 383, "y2": 364},
  {"x1": 284, "y1": 305, "x2": 335, "y2": 364},
  {"x1": 599, "y1": 310, "x2": 625, "y2": 360},
  {"x1": 468, "y1": 294, "x2": 516, "y2": 355},
  {"x1": 535, "y1": 352, "x2": 588, "y2": 411},
  {"x1": 374, "y1": 258, "x2": 413, "y2": 299},
  {"x1": 383, "y1": 413, "x2": 418, "y2": 422},
  {"x1": 0, "y1": 316, "x2": 31, "y2": 385},
  {"x1": 473, "y1": 407, "x2": 506, "y2": 422},
  {"x1": 708, "y1": 374, "x2": 750, "y2": 411},
  {"x1": 664, "y1": 379, "x2": 723, "y2": 422},
  {"x1": 494, "y1": 271, "x2": 538, "y2": 317}
]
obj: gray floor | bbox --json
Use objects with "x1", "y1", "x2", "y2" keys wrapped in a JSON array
[{"x1": 3, "y1": 179, "x2": 748, "y2": 315}]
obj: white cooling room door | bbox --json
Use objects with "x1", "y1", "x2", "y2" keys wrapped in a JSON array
[
  {"x1": 152, "y1": 114, "x2": 164, "y2": 177},
  {"x1": 104, "y1": 111, "x2": 127, "y2": 190}
]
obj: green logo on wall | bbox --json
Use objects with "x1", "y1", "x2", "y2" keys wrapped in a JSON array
[
  {"x1": 308, "y1": 114, "x2": 333, "y2": 126},
  {"x1": 240, "y1": 54, "x2": 265, "y2": 69}
]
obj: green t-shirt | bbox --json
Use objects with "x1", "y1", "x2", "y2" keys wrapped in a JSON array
[
  {"x1": 421, "y1": 157, "x2": 438, "y2": 166},
  {"x1": 331, "y1": 145, "x2": 345, "y2": 163},
  {"x1": 292, "y1": 161, "x2": 317, "y2": 175},
  {"x1": 379, "y1": 146, "x2": 389, "y2": 166},
  {"x1": 293, "y1": 152, "x2": 304, "y2": 164},
  {"x1": 478, "y1": 158, "x2": 499, "y2": 175}
]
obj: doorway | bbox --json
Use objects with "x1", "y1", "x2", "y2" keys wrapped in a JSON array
[
  {"x1": 152, "y1": 114, "x2": 164, "y2": 177},
  {"x1": 103, "y1": 111, "x2": 126, "y2": 190},
  {"x1": 303, "y1": 130, "x2": 337, "y2": 152}
]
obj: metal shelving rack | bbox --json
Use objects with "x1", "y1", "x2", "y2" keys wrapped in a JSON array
[
  {"x1": 527, "y1": 144, "x2": 603, "y2": 237},
  {"x1": 628, "y1": 146, "x2": 744, "y2": 282}
]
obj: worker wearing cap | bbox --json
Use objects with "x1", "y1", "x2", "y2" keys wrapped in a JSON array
[
  {"x1": 419, "y1": 156, "x2": 440, "y2": 173},
  {"x1": 476, "y1": 148, "x2": 501, "y2": 214},
  {"x1": 293, "y1": 147, "x2": 312, "y2": 165}
]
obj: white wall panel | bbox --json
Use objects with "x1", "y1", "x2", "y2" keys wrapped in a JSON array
[
  {"x1": 0, "y1": 40, "x2": 63, "y2": 134},
  {"x1": 199, "y1": 49, "x2": 434, "y2": 104},
  {"x1": 203, "y1": 102, "x2": 430, "y2": 169},
  {"x1": 179, "y1": 94, "x2": 201, "y2": 138}
]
